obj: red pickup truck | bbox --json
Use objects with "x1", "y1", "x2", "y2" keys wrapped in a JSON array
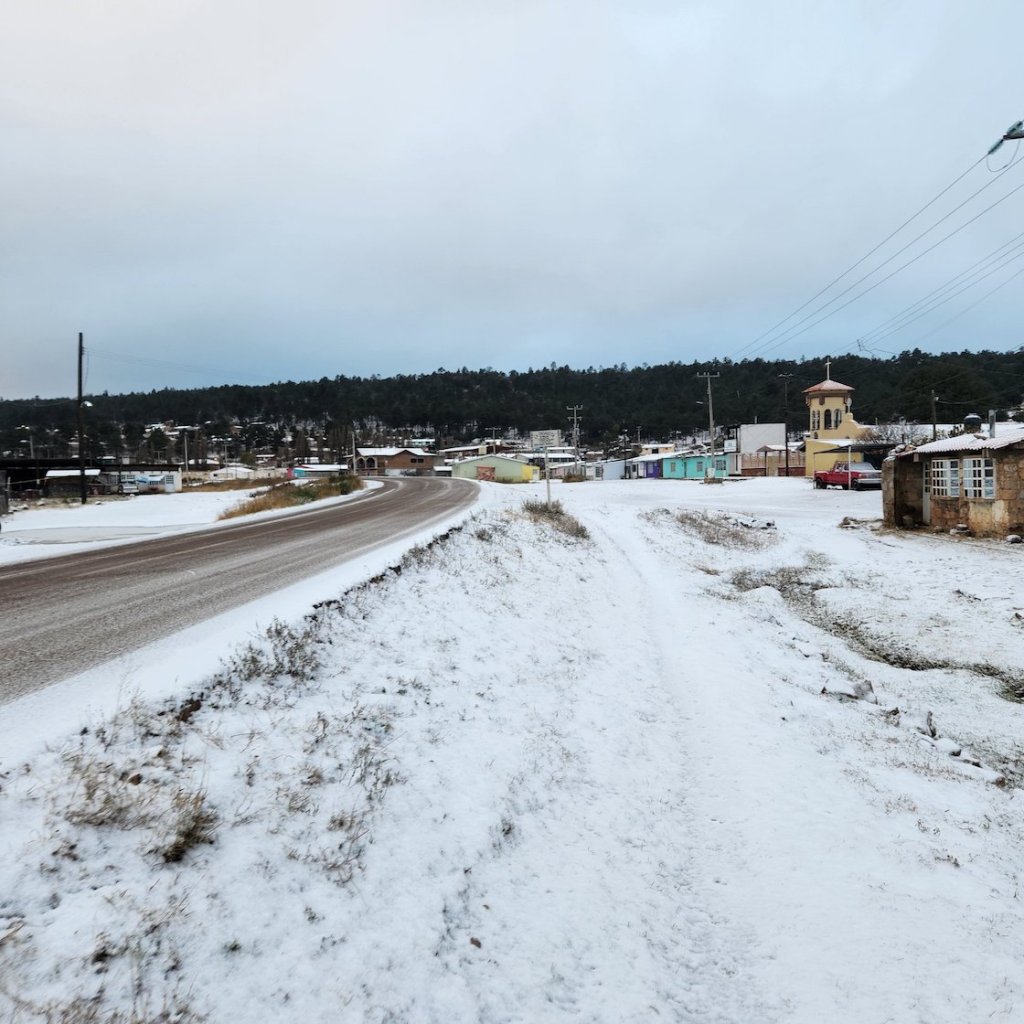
[{"x1": 813, "y1": 461, "x2": 882, "y2": 491}]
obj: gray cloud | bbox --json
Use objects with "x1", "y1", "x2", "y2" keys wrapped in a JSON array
[{"x1": 2, "y1": 0, "x2": 1022, "y2": 398}]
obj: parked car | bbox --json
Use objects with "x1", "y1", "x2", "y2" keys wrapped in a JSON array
[{"x1": 813, "y1": 461, "x2": 882, "y2": 490}]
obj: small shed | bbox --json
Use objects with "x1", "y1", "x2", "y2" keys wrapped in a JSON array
[
  {"x1": 43, "y1": 468, "x2": 102, "y2": 498},
  {"x1": 628, "y1": 452, "x2": 665, "y2": 479},
  {"x1": 884, "y1": 424, "x2": 1024, "y2": 536},
  {"x1": 291, "y1": 463, "x2": 349, "y2": 478},
  {"x1": 451, "y1": 454, "x2": 537, "y2": 483}
]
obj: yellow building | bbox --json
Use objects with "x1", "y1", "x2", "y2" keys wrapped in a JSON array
[{"x1": 802, "y1": 366, "x2": 869, "y2": 477}]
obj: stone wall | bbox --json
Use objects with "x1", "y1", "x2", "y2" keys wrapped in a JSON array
[{"x1": 886, "y1": 448, "x2": 1024, "y2": 536}]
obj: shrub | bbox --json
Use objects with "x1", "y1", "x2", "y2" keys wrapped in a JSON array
[
  {"x1": 521, "y1": 498, "x2": 589, "y2": 540},
  {"x1": 219, "y1": 476, "x2": 361, "y2": 519},
  {"x1": 156, "y1": 788, "x2": 218, "y2": 863}
]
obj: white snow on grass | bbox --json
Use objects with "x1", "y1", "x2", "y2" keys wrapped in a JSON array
[
  {"x1": 0, "y1": 483, "x2": 382, "y2": 564},
  {"x1": 2, "y1": 478, "x2": 1024, "y2": 1023}
]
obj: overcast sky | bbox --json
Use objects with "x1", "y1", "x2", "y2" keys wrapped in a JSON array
[{"x1": 2, "y1": 0, "x2": 1023, "y2": 399}]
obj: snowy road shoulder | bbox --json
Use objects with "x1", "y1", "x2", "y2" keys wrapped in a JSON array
[{"x1": 1, "y1": 479, "x2": 1023, "y2": 1022}]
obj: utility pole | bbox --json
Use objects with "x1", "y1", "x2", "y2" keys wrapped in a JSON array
[
  {"x1": 778, "y1": 373, "x2": 793, "y2": 478},
  {"x1": 931, "y1": 390, "x2": 938, "y2": 441},
  {"x1": 696, "y1": 372, "x2": 719, "y2": 478},
  {"x1": 566, "y1": 405, "x2": 583, "y2": 474},
  {"x1": 77, "y1": 332, "x2": 87, "y2": 505}
]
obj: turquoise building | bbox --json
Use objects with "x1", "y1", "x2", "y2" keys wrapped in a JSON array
[{"x1": 661, "y1": 454, "x2": 728, "y2": 480}]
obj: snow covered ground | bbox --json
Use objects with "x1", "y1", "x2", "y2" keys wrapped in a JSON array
[{"x1": 2, "y1": 479, "x2": 1023, "y2": 1023}]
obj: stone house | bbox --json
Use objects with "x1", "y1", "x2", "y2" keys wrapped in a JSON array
[{"x1": 883, "y1": 424, "x2": 1024, "y2": 537}]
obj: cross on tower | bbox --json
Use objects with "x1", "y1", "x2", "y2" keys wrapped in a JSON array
[{"x1": 825, "y1": 358, "x2": 832, "y2": 381}]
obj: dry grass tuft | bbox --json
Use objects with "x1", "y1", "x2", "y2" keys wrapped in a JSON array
[
  {"x1": 155, "y1": 788, "x2": 218, "y2": 863},
  {"x1": 521, "y1": 499, "x2": 590, "y2": 540},
  {"x1": 676, "y1": 509, "x2": 775, "y2": 549},
  {"x1": 219, "y1": 476, "x2": 360, "y2": 519},
  {"x1": 191, "y1": 476, "x2": 280, "y2": 492}
]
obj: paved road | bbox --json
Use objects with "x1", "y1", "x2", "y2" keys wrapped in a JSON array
[{"x1": 0, "y1": 477, "x2": 477, "y2": 702}]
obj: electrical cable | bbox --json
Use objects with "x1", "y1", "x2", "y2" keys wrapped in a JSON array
[
  {"x1": 907, "y1": 263, "x2": 1024, "y2": 348},
  {"x1": 750, "y1": 175, "x2": 1024, "y2": 357},
  {"x1": 861, "y1": 244, "x2": 1024, "y2": 346},
  {"x1": 740, "y1": 142, "x2": 1024, "y2": 361},
  {"x1": 733, "y1": 152, "x2": 990, "y2": 358},
  {"x1": 855, "y1": 231, "x2": 1024, "y2": 344}
]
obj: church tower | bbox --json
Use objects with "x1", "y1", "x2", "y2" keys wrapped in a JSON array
[
  {"x1": 803, "y1": 360, "x2": 860, "y2": 439},
  {"x1": 802, "y1": 360, "x2": 867, "y2": 476}
]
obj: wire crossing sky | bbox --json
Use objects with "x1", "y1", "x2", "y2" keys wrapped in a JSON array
[{"x1": 2, "y1": 1, "x2": 1023, "y2": 399}]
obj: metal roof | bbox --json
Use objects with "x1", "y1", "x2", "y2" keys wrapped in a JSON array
[
  {"x1": 897, "y1": 424, "x2": 1024, "y2": 456},
  {"x1": 356, "y1": 447, "x2": 431, "y2": 457}
]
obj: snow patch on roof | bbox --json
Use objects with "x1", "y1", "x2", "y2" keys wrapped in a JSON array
[{"x1": 899, "y1": 424, "x2": 1024, "y2": 455}]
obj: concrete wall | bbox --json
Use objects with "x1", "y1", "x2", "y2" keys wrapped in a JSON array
[{"x1": 735, "y1": 423, "x2": 785, "y2": 454}]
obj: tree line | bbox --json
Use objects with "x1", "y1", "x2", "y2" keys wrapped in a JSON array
[{"x1": 2, "y1": 348, "x2": 1022, "y2": 462}]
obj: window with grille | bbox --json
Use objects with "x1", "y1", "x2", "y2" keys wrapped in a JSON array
[
  {"x1": 929, "y1": 459, "x2": 959, "y2": 497},
  {"x1": 962, "y1": 457, "x2": 995, "y2": 499}
]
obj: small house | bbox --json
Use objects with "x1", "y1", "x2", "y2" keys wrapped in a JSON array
[
  {"x1": 884, "y1": 423, "x2": 1024, "y2": 537},
  {"x1": 355, "y1": 448, "x2": 434, "y2": 475},
  {"x1": 661, "y1": 454, "x2": 728, "y2": 480}
]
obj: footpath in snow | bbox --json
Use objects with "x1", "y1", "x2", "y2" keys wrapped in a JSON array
[{"x1": 1, "y1": 479, "x2": 1023, "y2": 1023}]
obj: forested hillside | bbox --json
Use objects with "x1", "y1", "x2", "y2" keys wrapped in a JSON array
[{"x1": 3, "y1": 348, "x2": 1023, "y2": 460}]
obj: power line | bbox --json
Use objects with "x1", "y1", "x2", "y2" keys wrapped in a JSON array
[
  {"x1": 907, "y1": 263, "x2": 1024, "y2": 348},
  {"x1": 859, "y1": 239, "x2": 1024, "y2": 346},
  {"x1": 855, "y1": 230, "x2": 1024, "y2": 344},
  {"x1": 750, "y1": 175, "x2": 1024, "y2": 358},
  {"x1": 737, "y1": 123, "x2": 1024, "y2": 361},
  {"x1": 734, "y1": 153, "x2": 991, "y2": 359}
]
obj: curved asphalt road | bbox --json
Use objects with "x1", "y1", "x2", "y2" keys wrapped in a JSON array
[{"x1": 0, "y1": 477, "x2": 478, "y2": 703}]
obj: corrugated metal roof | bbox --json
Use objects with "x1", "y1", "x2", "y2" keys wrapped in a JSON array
[{"x1": 898, "y1": 424, "x2": 1024, "y2": 455}]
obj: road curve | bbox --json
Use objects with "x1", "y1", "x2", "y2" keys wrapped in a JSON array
[{"x1": 0, "y1": 477, "x2": 478, "y2": 703}]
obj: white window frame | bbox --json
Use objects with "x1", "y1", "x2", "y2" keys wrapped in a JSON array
[
  {"x1": 962, "y1": 457, "x2": 995, "y2": 499},
  {"x1": 930, "y1": 458, "x2": 959, "y2": 497}
]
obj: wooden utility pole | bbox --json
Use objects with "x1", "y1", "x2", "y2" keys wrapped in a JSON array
[
  {"x1": 778, "y1": 373, "x2": 794, "y2": 477},
  {"x1": 77, "y1": 332, "x2": 87, "y2": 505},
  {"x1": 696, "y1": 372, "x2": 720, "y2": 477},
  {"x1": 566, "y1": 405, "x2": 583, "y2": 473}
]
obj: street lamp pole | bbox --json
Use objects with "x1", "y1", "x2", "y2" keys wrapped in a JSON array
[
  {"x1": 987, "y1": 119, "x2": 1024, "y2": 155},
  {"x1": 77, "y1": 332, "x2": 87, "y2": 505}
]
